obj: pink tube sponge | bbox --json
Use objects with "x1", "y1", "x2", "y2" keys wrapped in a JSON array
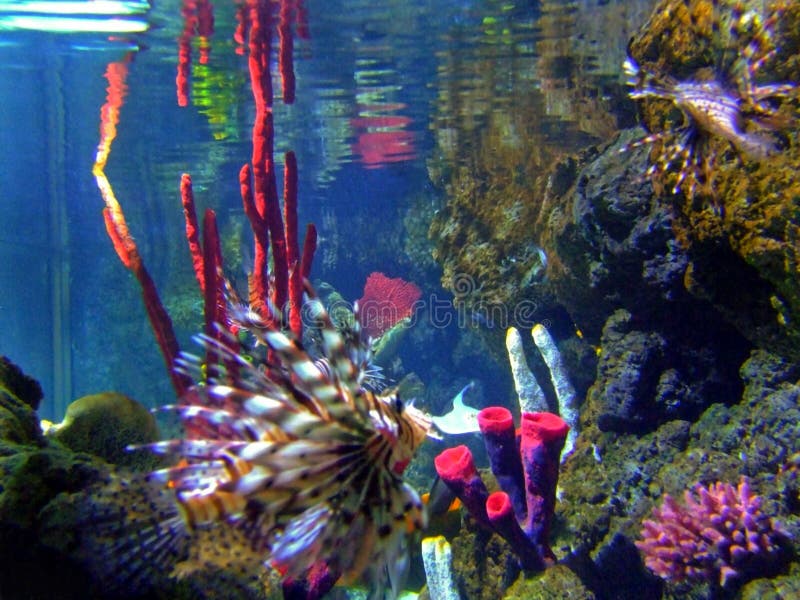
[
  {"x1": 434, "y1": 445, "x2": 491, "y2": 529},
  {"x1": 486, "y1": 491, "x2": 546, "y2": 571},
  {"x1": 435, "y1": 409, "x2": 570, "y2": 571},
  {"x1": 486, "y1": 490, "x2": 513, "y2": 520},
  {"x1": 519, "y1": 412, "x2": 569, "y2": 559},
  {"x1": 477, "y1": 406, "x2": 515, "y2": 435},
  {"x1": 478, "y1": 407, "x2": 526, "y2": 517},
  {"x1": 521, "y1": 412, "x2": 570, "y2": 446},
  {"x1": 434, "y1": 445, "x2": 477, "y2": 483}
]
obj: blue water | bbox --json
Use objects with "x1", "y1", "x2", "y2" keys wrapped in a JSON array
[{"x1": 0, "y1": 0, "x2": 656, "y2": 421}]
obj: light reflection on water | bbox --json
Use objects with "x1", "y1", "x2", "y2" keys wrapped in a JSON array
[{"x1": 0, "y1": 0, "x2": 657, "y2": 419}]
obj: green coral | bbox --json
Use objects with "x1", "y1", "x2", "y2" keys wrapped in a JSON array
[
  {"x1": 47, "y1": 392, "x2": 161, "y2": 471},
  {"x1": 739, "y1": 563, "x2": 800, "y2": 599},
  {"x1": 450, "y1": 524, "x2": 521, "y2": 600},
  {"x1": 0, "y1": 356, "x2": 44, "y2": 446}
]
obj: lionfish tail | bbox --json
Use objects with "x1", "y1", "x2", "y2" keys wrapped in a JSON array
[{"x1": 69, "y1": 475, "x2": 191, "y2": 596}]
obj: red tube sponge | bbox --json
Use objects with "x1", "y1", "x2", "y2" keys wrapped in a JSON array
[{"x1": 434, "y1": 445, "x2": 491, "y2": 529}]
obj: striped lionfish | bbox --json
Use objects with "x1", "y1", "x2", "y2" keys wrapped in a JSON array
[
  {"x1": 623, "y1": 0, "x2": 796, "y2": 202},
  {"x1": 76, "y1": 285, "x2": 432, "y2": 597}
]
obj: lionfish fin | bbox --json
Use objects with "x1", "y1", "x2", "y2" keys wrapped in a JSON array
[{"x1": 305, "y1": 291, "x2": 361, "y2": 394}]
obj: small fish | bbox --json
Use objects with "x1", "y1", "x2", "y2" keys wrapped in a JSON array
[
  {"x1": 422, "y1": 476, "x2": 461, "y2": 517},
  {"x1": 430, "y1": 382, "x2": 480, "y2": 435},
  {"x1": 74, "y1": 285, "x2": 433, "y2": 597}
]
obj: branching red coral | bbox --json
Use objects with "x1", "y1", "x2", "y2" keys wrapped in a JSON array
[
  {"x1": 96, "y1": 0, "x2": 314, "y2": 402},
  {"x1": 180, "y1": 173, "x2": 205, "y2": 291}
]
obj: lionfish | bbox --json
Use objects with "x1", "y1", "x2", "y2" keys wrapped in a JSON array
[
  {"x1": 75, "y1": 285, "x2": 432, "y2": 598},
  {"x1": 622, "y1": 0, "x2": 797, "y2": 202}
]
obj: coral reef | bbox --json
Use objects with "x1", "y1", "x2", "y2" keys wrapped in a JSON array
[
  {"x1": 536, "y1": 131, "x2": 752, "y2": 433},
  {"x1": 636, "y1": 478, "x2": 792, "y2": 588},
  {"x1": 588, "y1": 308, "x2": 747, "y2": 434},
  {"x1": 0, "y1": 358, "x2": 109, "y2": 599},
  {"x1": 421, "y1": 536, "x2": 461, "y2": 600},
  {"x1": 419, "y1": 1, "x2": 800, "y2": 597},
  {"x1": 503, "y1": 564, "x2": 595, "y2": 599},
  {"x1": 422, "y1": 4, "x2": 800, "y2": 598},
  {"x1": 553, "y1": 348, "x2": 800, "y2": 598}
]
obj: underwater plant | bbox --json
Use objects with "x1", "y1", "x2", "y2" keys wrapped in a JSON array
[{"x1": 636, "y1": 477, "x2": 792, "y2": 588}]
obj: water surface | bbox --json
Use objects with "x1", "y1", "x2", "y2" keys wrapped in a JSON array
[{"x1": 0, "y1": 0, "x2": 657, "y2": 419}]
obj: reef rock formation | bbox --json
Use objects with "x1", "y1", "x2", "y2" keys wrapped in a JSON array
[
  {"x1": 0, "y1": 357, "x2": 108, "y2": 599},
  {"x1": 535, "y1": 131, "x2": 751, "y2": 432},
  {"x1": 555, "y1": 348, "x2": 800, "y2": 598},
  {"x1": 626, "y1": 0, "x2": 800, "y2": 360}
]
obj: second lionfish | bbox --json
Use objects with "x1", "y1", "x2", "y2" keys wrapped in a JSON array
[
  {"x1": 623, "y1": 0, "x2": 797, "y2": 202},
  {"x1": 77, "y1": 286, "x2": 433, "y2": 598}
]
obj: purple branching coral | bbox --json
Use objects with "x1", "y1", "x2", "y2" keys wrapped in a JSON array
[{"x1": 636, "y1": 477, "x2": 792, "y2": 589}]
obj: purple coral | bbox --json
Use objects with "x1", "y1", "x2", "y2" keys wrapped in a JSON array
[{"x1": 636, "y1": 478, "x2": 791, "y2": 588}]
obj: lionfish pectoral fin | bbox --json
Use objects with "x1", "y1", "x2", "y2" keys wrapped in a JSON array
[{"x1": 270, "y1": 504, "x2": 332, "y2": 576}]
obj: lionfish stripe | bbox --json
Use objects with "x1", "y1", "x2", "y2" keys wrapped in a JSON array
[
  {"x1": 135, "y1": 439, "x2": 241, "y2": 457},
  {"x1": 147, "y1": 462, "x2": 227, "y2": 486},
  {"x1": 177, "y1": 489, "x2": 247, "y2": 529},
  {"x1": 212, "y1": 385, "x2": 298, "y2": 414},
  {"x1": 156, "y1": 404, "x2": 244, "y2": 429},
  {"x1": 309, "y1": 383, "x2": 343, "y2": 404},
  {"x1": 275, "y1": 453, "x2": 373, "y2": 505},
  {"x1": 223, "y1": 467, "x2": 274, "y2": 496},
  {"x1": 290, "y1": 359, "x2": 327, "y2": 383},
  {"x1": 242, "y1": 394, "x2": 287, "y2": 416},
  {"x1": 237, "y1": 439, "x2": 345, "y2": 464},
  {"x1": 269, "y1": 457, "x2": 362, "y2": 490},
  {"x1": 305, "y1": 292, "x2": 361, "y2": 395},
  {"x1": 263, "y1": 329, "x2": 295, "y2": 352}
]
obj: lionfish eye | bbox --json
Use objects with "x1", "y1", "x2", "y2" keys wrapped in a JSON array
[{"x1": 392, "y1": 395, "x2": 404, "y2": 413}]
